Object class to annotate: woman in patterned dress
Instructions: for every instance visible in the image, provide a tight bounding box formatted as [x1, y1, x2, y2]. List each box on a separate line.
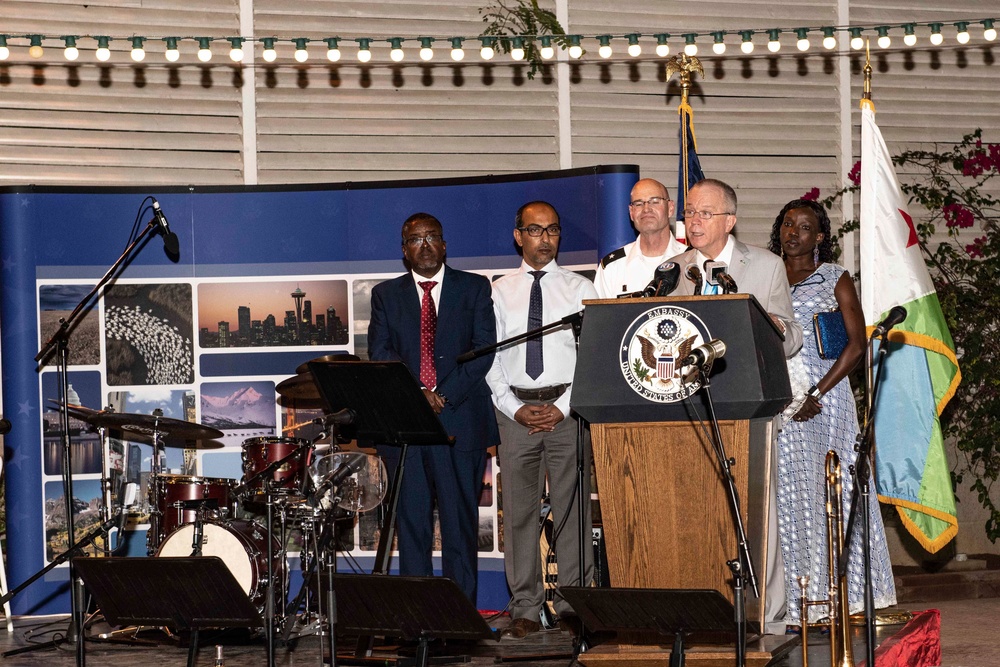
[768, 199, 897, 628]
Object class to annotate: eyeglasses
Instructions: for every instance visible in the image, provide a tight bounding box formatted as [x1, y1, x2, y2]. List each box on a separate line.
[402, 234, 444, 247]
[629, 196, 669, 208]
[517, 225, 562, 237]
[682, 209, 734, 220]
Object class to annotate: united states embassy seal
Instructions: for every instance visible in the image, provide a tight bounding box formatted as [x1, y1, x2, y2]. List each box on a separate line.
[619, 306, 711, 403]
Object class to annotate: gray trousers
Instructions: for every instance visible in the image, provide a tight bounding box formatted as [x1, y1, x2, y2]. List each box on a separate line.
[497, 406, 594, 620]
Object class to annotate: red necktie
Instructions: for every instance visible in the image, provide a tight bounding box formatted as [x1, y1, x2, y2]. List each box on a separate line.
[419, 281, 438, 389]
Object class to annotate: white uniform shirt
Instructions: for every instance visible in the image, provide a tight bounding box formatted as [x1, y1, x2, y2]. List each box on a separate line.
[593, 237, 688, 298]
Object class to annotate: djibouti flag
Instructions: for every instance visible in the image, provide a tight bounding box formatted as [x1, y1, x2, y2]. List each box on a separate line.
[859, 101, 961, 553]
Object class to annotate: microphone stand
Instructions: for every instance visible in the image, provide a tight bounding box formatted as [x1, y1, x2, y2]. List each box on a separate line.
[29, 204, 175, 665]
[1, 511, 124, 659]
[460, 310, 592, 653]
[685, 364, 758, 667]
[838, 330, 898, 667]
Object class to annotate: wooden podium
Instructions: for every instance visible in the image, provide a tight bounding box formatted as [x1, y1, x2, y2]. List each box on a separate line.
[572, 295, 792, 639]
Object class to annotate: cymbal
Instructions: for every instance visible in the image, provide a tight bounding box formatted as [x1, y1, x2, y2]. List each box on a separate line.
[276, 372, 324, 408]
[294, 354, 361, 375]
[87, 412, 224, 444]
[48, 400, 103, 422]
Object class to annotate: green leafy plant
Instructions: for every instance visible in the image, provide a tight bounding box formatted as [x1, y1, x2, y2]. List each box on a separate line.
[479, 0, 569, 78]
[813, 129, 1000, 543]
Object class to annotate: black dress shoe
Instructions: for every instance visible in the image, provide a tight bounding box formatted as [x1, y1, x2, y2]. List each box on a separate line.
[501, 618, 542, 639]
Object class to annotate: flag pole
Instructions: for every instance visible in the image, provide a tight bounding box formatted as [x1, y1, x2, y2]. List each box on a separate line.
[667, 54, 704, 244]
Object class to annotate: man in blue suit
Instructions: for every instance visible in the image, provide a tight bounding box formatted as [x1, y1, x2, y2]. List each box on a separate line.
[368, 212, 499, 604]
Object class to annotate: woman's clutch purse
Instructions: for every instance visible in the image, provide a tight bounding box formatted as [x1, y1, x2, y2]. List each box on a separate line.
[813, 310, 848, 360]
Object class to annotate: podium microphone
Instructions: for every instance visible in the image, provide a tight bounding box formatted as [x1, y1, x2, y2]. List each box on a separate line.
[151, 198, 180, 256]
[311, 408, 357, 427]
[621, 261, 680, 298]
[685, 265, 703, 295]
[681, 338, 727, 368]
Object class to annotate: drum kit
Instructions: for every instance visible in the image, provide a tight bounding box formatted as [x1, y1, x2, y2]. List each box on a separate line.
[60, 355, 387, 641]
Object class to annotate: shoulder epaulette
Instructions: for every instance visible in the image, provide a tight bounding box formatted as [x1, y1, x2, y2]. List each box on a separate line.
[600, 247, 626, 269]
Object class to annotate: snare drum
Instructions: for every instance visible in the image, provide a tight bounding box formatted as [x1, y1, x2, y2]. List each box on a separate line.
[156, 518, 285, 611]
[153, 474, 235, 542]
[241, 437, 311, 498]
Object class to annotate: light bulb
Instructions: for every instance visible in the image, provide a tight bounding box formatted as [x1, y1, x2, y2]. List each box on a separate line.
[984, 20, 998, 42]
[654, 34, 670, 57]
[0, 36, 8, 61]
[481, 45, 495, 59]
[293, 38, 309, 62]
[740, 40, 754, 54]
[626, 34, 641, 57]
[930, 32, 943, 46]
[96, 37, 111, 62]
[130, 37, 145, 62]
[263, 43, 277, 62]
[850, 32, 864, 50]
[164, 37, 180, 62]
[821, 28, 836, 50]
[767, 30, 781, 53]
[28, 36, 44, 59]
[597, 35, 612, 58]
[450, 37, 464, 61]
[229, 38, 244, 62]
[904, 33, 917, 46]
[358, 50, 371, 62]
[712, 32, 726, 55]
[511, 37, 525, 61]
[877, 35, 890, 48]
[63, 37, 79, 61]
[418, 37, 434, 61]
[683, 34, 697, 56]
[568, 36, 582, 59]
[197, 38, 212, 62]
[540, 36, 555, 60]
[389, 38, 404, 62]
[325, 38, 341, 62]
[956, 22, 970, 44]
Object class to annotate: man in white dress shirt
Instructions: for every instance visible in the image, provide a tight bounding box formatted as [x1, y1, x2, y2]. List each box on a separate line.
[593, 178, 688, 298]
[487, 201, 598, 639]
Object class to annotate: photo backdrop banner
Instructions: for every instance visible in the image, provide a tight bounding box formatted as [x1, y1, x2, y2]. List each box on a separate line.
[0, 165, 638, 615]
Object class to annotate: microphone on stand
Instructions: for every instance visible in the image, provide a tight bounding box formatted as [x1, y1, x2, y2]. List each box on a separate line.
[311, 408, 357, 427]
[685, 265, 703, 295]
[620, 261, 680, 298]
[872, 305, 907, 338]
[716, 272, 738, 294]
[308, 456, 366, 508]
[151, 198, 180, 256]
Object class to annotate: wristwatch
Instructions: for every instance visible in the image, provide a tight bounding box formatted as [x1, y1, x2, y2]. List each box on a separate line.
[806, 385, 824, 400]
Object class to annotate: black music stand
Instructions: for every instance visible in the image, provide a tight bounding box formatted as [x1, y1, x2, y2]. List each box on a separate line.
[73, 557, 262, 667]
[330, 574, 496, 667]
[307, 360, 451, 571]
[560, 587, 739, 665]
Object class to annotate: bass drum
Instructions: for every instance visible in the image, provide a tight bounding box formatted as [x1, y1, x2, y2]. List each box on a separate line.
[156, 518, 285, 611]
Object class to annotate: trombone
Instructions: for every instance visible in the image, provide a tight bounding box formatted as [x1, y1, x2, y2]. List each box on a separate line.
[798, 450, 854, 667]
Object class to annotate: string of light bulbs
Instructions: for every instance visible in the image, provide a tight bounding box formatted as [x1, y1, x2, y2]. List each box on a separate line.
[0, 18, 995, 64]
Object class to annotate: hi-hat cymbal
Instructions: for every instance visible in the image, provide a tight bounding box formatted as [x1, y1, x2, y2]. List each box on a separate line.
[87, 412, 224, 445]
[276, 372, 323, 408]
[294, 354, 361, 375]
